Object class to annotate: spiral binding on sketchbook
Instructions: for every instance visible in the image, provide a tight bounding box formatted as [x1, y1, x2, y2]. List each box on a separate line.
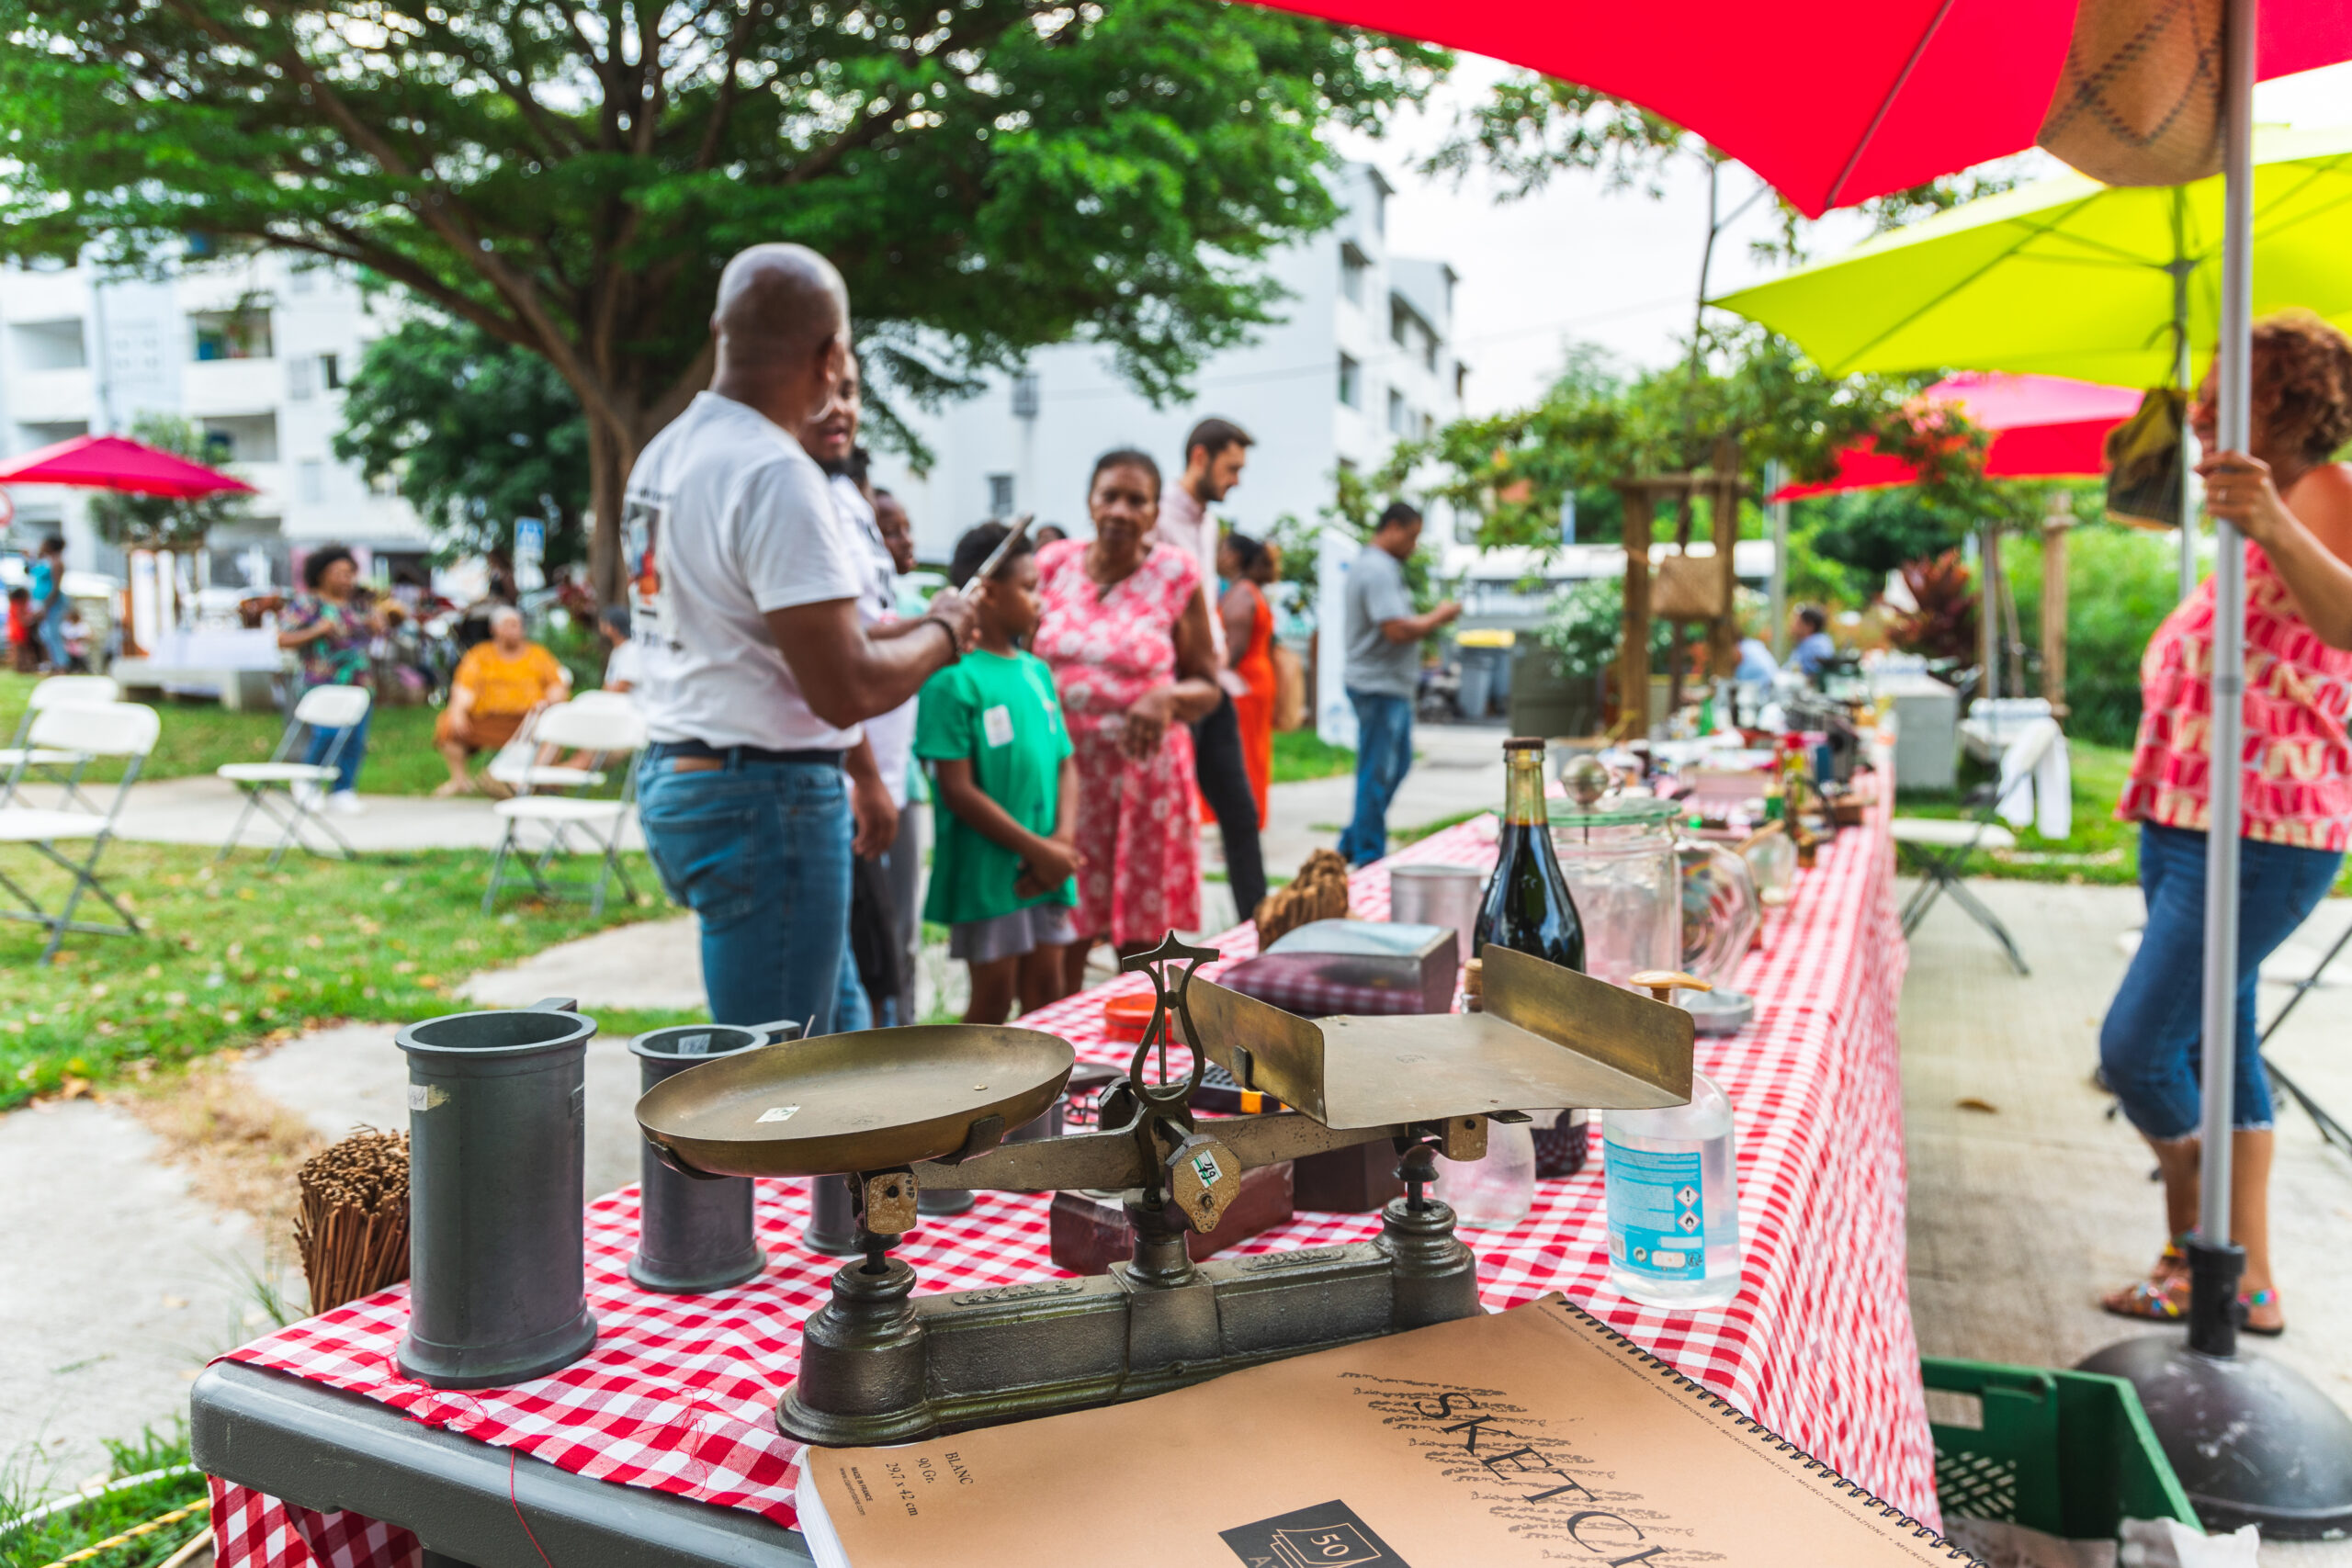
[1549, 1296, 1974, 1563]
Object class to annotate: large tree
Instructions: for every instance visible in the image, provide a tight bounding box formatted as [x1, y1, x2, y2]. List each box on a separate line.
[0, 0, 1442, 596]
[334, 316, 593, 569]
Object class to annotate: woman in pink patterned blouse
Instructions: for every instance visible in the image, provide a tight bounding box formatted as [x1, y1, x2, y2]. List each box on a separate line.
[2100, 312, 2352, 1337]
[1033, 449, 1222, 992]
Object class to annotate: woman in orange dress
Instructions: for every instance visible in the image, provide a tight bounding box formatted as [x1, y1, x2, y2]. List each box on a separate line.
[1216, 533, 1280, 828]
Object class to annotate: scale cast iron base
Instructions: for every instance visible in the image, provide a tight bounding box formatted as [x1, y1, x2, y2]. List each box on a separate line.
[779, 1184, 1479, 1447]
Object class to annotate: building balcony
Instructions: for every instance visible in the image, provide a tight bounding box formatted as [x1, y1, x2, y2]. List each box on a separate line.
[225, 460, 287, 513]
[183, 357, 281, 418]
[9, 366, 94, 423]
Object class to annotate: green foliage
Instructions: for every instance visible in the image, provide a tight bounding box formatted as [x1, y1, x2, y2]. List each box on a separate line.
[334, 316, 591, 569]
[0, 1424, 207, 1568]
[1264, 512, 1329, 593]
[1396, 326, 1997, 560]
[85, 414, 251, 552]
[1538, 575, 1673, 680]
[1801, 487, 1973, 581]
[2002, 523, 2183, 749]
[0, 0, 1445, 591]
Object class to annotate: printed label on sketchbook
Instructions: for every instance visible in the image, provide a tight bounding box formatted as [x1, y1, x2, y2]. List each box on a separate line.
[1221, 1499, 1407, 1568]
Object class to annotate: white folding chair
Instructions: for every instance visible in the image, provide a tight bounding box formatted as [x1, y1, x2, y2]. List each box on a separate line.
[0, 675, 122, 810]
[483, 699, 648, 916]
[215, 684, 374, 870]
[0, 702, 161, 964]
[483, 691, 633, 795]
[1889, 718, 2059, 975]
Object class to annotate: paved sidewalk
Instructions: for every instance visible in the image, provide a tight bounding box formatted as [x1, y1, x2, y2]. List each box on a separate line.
[1902, 879, 2352, 1566]
[5, 775, 644, 854]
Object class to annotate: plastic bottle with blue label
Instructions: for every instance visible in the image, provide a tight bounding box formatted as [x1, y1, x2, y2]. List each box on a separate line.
[1602, 1071, 1741, 1308]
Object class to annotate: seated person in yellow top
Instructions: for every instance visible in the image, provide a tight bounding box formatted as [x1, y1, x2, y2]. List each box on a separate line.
[434, 605, 571, 796]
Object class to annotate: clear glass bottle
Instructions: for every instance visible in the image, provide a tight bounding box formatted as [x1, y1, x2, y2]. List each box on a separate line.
[1603, 1074, 1742, 1308]
[1434, 1117, 1535, 1229]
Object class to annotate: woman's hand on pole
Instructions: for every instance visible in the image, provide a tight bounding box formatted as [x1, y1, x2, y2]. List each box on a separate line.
[2198, 450, 2295, 547]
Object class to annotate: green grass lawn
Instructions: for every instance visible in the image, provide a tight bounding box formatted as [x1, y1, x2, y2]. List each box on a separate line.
[1271, 728, 1353, 784]
[1895, 738, 2143, 887]
[1892, 737, 2352, 897]
[0, 841, 692, 1110]
[8, 678, 1363, 795]
[2, 671, 464, 795]
[0, 1425, 208, 1567]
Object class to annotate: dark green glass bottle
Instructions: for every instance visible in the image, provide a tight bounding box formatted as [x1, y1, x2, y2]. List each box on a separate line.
[1472, 737, 1587, 973]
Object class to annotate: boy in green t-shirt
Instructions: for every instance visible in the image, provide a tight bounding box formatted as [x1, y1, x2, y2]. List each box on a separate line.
[915, 523, 1080, 1023]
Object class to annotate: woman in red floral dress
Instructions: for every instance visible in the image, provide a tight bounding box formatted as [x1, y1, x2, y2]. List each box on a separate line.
[1032, 449, 1222, 991]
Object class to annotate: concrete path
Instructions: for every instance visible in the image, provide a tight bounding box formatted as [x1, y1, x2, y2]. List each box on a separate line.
[6, 774, 644, 854]
[1902, 878, 2352, 1565]
[0, 1100, 277, 1498]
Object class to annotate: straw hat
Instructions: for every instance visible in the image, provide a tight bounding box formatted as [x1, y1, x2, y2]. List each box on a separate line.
[2038, 0, 2226, 186]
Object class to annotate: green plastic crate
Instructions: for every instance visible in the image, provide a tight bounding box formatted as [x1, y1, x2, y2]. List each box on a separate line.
[1924, 1357, 2199, 1540]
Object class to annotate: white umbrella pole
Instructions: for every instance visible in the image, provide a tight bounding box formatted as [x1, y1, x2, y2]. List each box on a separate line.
[2190, 0, 2256, 1355]
[2173, 203, 2199, 603]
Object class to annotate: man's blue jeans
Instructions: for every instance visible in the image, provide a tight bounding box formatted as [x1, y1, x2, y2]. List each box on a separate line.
[1339, 689, 1414, 867]
[300, 699, 371, 794]
[2098, 822, 2342, 1140]
[637, 752, 871, 1037]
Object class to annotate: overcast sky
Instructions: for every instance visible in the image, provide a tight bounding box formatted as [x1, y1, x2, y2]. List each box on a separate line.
[1334, 59, 2352, 416]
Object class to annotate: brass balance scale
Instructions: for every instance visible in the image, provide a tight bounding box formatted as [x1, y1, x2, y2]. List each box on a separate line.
[636, 934, 1694, 1448]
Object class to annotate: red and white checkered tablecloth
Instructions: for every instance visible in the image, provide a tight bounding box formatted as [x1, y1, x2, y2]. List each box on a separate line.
[210, 803, 1930, 1567]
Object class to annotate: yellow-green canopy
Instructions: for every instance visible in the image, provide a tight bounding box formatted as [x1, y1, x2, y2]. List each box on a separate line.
[1716, 125, 2352, 387]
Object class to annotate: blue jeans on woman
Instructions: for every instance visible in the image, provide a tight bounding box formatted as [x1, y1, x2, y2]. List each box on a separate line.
[2098, 822, 2342, 1141]
[636, 750, 871, 1038]
[300, 698, 371, 794]
[1339, 690, 1415, 867]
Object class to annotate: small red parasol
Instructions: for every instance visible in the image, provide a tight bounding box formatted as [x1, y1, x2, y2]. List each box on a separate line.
[1769, 373, 2145, 502]
[0, 434, 257, 501]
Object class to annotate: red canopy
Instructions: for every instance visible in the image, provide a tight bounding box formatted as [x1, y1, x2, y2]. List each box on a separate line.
[1240, 0, 2352, 217]
[1770, 373, 2144, 502]
[0, 434, 256, 501]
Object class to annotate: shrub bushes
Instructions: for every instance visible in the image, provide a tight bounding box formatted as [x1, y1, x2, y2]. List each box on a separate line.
[2003, 524, 2185, 749]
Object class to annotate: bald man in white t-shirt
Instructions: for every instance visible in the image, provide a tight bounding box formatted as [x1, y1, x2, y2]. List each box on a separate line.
[626, 244, 975, 1036]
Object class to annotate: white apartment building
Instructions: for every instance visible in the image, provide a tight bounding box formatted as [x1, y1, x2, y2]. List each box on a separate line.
[0, 249, 431, 586]
[874, 163, 1464, 557]
[871, 162, 1465, 746]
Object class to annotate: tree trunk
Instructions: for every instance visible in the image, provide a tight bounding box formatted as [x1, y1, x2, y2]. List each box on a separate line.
[586, 417, 632, 607]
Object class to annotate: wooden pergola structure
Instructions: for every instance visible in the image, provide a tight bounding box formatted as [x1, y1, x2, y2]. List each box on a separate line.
[1612, 436, 1747, 730]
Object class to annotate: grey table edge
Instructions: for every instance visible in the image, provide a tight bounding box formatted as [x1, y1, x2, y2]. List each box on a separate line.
[191, 1360, 817, 1568]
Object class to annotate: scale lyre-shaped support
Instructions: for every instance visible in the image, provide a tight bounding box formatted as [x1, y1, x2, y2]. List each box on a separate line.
[1100, 934, 1246, 1247]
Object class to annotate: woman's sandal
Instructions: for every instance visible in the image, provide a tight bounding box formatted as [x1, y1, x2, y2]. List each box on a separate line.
[2241, 1287, 2286, 1337]
[2099, 1236, 2191, 1323]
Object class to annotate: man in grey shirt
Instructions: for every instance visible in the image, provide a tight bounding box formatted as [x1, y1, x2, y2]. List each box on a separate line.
[1339, 502, 1461, 864]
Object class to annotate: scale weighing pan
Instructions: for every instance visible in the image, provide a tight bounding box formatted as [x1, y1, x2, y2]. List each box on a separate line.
[1185, 944, 1692, 1129]
[637, 1025, 1074, 1179]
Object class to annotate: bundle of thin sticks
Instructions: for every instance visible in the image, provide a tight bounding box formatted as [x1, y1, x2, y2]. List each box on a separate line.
[1252, 847, 1352, 950]
[295, 1127, 412, 1314]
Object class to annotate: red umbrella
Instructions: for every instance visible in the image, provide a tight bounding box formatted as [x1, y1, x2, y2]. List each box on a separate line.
[1241, 0, 2352, 216]
[1770, 372, 2144, 500]
[0, 434, 256, 500]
